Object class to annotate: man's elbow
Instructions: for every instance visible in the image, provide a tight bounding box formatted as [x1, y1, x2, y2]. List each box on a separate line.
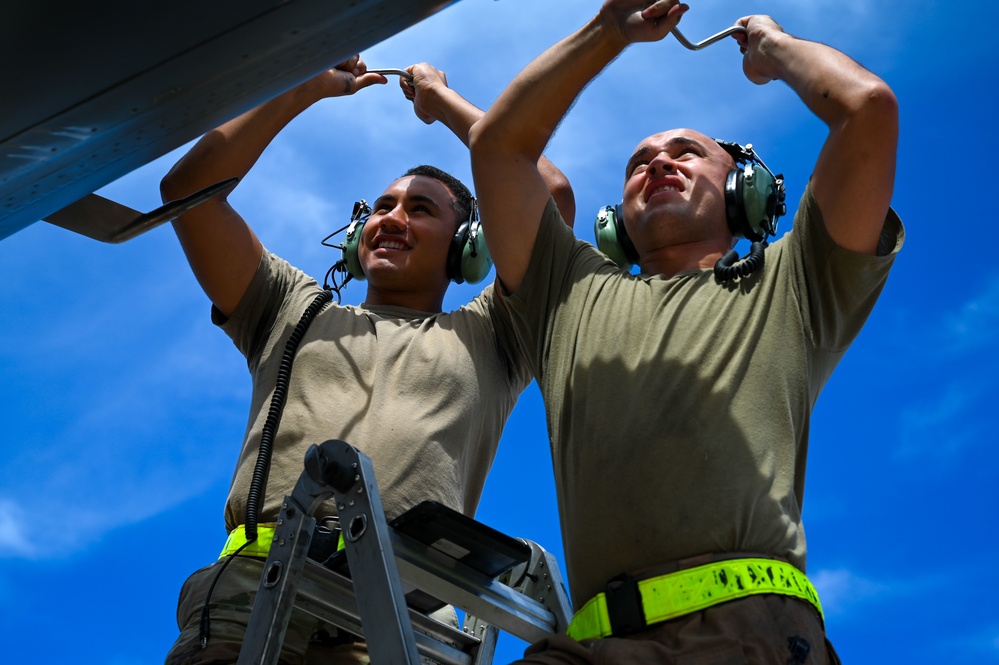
[468, 115, 543, 163]
[159, 163, 187, 205]
[468, 117, 499, 163]
[852, 78, 899, 137]
[159, 130, 228, 204]
[159, 153, 210, 205]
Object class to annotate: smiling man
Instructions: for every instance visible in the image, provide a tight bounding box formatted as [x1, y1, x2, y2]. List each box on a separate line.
[359, 167, 476, 312]
[470, 0, 903, 662]
[159, 56, 573, 664]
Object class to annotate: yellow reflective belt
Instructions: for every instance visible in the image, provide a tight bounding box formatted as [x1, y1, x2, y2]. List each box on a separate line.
[219, 524, 277, 558]
[220, 524, 346, 559]
[567, 558, 824, 642]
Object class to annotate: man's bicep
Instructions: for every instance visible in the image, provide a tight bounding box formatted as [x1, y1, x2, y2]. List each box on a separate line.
[172, 199, 263, 317]
[809, 89, 899, 256]
[473, 156, 552, 294]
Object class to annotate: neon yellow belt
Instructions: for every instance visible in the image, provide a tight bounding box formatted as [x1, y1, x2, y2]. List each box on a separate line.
[567, 558, 824, 641]
[220, 523, 345, 559]
[219, 524, 278, 558]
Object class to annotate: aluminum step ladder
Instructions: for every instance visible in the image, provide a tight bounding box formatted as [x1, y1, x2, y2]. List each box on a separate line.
[236, 439, 572, 665]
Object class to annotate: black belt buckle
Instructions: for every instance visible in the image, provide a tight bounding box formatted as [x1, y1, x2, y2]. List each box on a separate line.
[604, 572, 646, 637]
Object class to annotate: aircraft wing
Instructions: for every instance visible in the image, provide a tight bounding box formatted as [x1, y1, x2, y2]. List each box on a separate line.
[0, 0, 459, 242]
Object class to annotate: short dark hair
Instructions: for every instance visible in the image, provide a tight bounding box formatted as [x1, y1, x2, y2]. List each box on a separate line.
[402, 165, 473, 227]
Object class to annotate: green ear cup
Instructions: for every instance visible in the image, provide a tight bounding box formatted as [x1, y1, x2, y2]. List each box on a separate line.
[594, 204, 639, 269]
[456, 221, 493, 285]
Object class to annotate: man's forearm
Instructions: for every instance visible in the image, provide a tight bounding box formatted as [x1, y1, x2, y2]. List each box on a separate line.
[768, 34, 894, 131]
[423, 85, 483, 148]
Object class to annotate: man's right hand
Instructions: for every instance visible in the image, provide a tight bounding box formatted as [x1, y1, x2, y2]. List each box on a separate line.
[732, 16, 788, 86]
[598, 0, 689, 48]
[308, 55, 387, 99]
[400, 63, 451, 126]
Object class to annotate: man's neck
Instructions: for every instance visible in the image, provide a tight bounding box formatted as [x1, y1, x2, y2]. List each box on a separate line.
[638, 239, 729, 279]
[363, 287, 445, 314]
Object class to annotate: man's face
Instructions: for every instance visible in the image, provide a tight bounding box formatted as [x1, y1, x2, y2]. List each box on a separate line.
[358, 175, 457, 294]
[621, 129, 735, 253]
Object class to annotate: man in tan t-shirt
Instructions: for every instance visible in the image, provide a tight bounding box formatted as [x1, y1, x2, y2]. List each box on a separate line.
[470, 1, 902, 663]
[159, 56, 575, 664]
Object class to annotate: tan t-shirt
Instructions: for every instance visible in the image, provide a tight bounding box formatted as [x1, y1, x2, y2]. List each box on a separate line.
[217, 251, 530, 531]
[501, 186, 904, 608]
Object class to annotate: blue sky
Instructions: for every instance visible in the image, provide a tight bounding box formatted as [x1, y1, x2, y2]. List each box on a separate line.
[2, 0, 997, 663]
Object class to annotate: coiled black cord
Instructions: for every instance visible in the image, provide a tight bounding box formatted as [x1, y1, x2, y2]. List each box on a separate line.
[199, 288, 333, 649]
[244, 289, 333, 541]
[713, 240, 767, 282]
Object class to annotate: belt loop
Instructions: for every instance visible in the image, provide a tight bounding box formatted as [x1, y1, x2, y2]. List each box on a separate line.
[604, 572, 646, 637]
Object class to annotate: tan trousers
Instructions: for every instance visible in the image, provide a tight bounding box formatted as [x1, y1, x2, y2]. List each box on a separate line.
[512, 595, 840, 665]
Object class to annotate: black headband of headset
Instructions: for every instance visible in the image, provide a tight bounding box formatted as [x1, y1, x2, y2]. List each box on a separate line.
[715, 139, 754, 165]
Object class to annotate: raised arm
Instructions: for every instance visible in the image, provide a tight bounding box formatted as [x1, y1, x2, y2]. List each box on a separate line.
[734, 16, 898, 255]
[403, 63, 577, 227]
[469, 0, 688, 292]
[160, 57, 385, 316]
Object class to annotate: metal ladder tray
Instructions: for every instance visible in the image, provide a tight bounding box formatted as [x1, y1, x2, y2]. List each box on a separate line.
[236, 439, 572, 665]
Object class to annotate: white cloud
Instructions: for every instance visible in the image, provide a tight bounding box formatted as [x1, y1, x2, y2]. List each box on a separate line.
[810, 567, 891, 618]
[813, 566, 999, 662]
[0, 500, 37, 558]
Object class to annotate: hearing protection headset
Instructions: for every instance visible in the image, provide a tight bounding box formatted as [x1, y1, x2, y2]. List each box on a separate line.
[594, 139, 787, 280]
[341, 197, 493, 285]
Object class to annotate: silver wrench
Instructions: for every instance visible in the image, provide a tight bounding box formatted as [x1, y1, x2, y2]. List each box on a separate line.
[368, 68, 413, 81]
[672, 25, 746, 50]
